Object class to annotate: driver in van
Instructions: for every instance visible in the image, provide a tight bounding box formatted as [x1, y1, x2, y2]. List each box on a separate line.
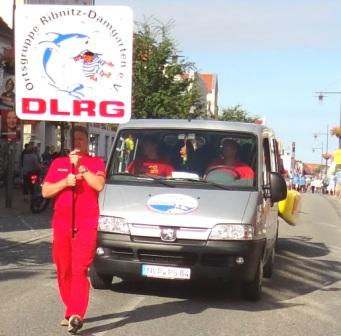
[206, 139, 254, 179]
[127, 136, 174, 177]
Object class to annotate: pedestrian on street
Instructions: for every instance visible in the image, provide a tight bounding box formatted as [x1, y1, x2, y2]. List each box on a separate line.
[293, 174, 300, 191]
[327, 174, 336, 196]
[310, 177, 316, 194]
[299, 174, 306, 193]
[22, 144, 41, 202]
[0, 78, 15, 109]
[335, 169, 341, 198]
[42, 125, 105, 334]
[41, 145, 55, 171]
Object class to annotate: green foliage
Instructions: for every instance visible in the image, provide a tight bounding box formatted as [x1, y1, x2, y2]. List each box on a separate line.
[132, 18, 205, 119]
[218, 105, 258, 123]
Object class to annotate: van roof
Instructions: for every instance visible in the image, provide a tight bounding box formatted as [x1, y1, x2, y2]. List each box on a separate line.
[118, 119, 272, 136]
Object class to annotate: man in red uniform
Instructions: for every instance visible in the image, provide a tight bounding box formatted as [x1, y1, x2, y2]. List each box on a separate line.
[127, 136, 174, 177]
[42, 126, 105, 334]
[207, 139, 254, 180]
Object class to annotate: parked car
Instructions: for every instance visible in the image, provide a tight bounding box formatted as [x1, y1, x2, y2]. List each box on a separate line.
[90, 119, 287, 301]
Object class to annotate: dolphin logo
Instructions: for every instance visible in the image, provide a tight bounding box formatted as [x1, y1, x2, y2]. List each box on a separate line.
[40, 32, 90, 99]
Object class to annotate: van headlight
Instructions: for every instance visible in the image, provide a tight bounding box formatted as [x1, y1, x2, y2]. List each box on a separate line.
[209, 224, 253, 240]
[98, 216, 130, 234]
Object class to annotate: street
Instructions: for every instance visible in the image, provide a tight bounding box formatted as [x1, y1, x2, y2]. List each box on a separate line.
[0, 193, 341, 336]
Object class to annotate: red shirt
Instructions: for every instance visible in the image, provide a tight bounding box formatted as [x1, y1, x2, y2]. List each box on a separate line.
[207, 158, 254, 179]
[127, 157, 174, 177]
[44, 154, 105, 222]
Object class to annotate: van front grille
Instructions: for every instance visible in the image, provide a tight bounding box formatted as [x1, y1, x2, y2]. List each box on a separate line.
[110, 247, 134, 260]
[132, 236, 206, 246]
[138, 250, 197, 266]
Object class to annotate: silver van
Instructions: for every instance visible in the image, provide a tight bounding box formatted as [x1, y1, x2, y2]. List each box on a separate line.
[90, 119, 287, 300]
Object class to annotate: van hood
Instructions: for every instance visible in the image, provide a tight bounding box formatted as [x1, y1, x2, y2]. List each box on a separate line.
[100, 184, 259, 229]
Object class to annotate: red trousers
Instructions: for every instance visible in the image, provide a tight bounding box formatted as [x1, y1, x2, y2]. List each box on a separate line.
[52, 218, 97, 320]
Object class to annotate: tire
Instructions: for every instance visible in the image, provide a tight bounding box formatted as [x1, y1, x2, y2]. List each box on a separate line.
[242, 260, 263, 301]
[30, 197, 50, 214]
[89, 266, 113, 289]
[263, 246, 275, 278]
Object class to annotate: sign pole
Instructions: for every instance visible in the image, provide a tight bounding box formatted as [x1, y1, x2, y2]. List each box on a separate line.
[71, 122, 76, 238]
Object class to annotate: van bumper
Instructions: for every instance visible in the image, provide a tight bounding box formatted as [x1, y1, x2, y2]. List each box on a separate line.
[93, 233, 266, 283]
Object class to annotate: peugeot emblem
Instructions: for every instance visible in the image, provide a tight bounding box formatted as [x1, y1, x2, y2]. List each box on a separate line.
[160, 227, 177, 242]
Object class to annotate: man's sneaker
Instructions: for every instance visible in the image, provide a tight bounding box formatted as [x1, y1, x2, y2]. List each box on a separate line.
[60, 318, 69, 326]
[67, 315, 83, 334]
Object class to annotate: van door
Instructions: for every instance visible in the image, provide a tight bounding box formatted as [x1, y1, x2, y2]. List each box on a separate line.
[262, 136, 278, 245]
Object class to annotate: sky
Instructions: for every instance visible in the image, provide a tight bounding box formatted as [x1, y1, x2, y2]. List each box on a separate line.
[1, 0, 341, 163]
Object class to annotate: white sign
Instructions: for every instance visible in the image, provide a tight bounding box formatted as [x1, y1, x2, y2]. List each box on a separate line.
[24, 1, 93, 4]
[15, 4, 133, 123]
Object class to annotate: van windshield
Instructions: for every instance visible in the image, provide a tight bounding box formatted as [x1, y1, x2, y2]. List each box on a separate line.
[107, 129, 257, 189]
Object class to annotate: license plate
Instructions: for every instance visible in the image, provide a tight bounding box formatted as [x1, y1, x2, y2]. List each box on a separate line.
[141, 264, 191, 280]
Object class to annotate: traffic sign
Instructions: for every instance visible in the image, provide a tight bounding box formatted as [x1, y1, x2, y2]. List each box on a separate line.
[15, 4, 133, 124]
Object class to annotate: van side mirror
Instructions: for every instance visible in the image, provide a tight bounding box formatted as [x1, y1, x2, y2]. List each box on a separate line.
[270, 172, 287, 202]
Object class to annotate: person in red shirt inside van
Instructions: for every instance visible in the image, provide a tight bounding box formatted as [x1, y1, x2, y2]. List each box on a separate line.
[207, 138, 254, 180]
[127, 136, 174, 177]
[42, 126, 105, 334]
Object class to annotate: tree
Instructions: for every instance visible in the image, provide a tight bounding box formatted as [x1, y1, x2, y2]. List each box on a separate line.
[218, 105, 258, 123]
[132, 18, 205, 119]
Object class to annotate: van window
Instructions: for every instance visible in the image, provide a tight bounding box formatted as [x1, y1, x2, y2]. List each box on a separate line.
[107, 129, 258, 190]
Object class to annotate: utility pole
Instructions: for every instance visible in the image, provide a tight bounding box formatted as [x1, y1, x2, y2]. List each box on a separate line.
[291, 141, 296, 175]
[312, 143, 323, 166]
[314, 125, 329, 174]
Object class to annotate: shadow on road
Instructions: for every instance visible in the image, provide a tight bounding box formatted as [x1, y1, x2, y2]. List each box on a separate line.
[264, 235, 341, 300]
[0, 240, 53, 282]
[79, 235, 341, 335]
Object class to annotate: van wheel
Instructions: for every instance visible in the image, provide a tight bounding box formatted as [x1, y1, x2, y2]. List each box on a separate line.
[89, 266, 113, 289]
[242, 260, 263, 301]
[263, 246, 275, 278]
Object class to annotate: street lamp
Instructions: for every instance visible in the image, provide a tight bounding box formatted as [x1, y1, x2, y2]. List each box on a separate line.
[316, 91, 341, 149]
[170, 49, 184, 64]
[313, 125, 329, 174]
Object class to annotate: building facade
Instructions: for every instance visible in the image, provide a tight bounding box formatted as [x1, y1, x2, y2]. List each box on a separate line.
[197, 72, 219, 118]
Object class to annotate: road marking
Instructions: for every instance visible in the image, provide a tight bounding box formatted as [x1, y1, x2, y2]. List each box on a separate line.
[17, 215, 36, 231]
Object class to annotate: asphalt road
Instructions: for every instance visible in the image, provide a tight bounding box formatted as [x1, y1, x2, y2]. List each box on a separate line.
[0, 193, 341, 336]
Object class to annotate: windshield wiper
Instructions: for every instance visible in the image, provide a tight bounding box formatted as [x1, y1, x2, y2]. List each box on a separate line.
[167, 177, 232, 190]
[112, 173, 231, 189]
[111, 172, 175, 187]
[135, 175, 176, 187]
[112, 172, 135, 177]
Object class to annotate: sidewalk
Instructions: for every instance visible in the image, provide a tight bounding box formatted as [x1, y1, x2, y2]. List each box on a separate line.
[0, 186, 52, 250]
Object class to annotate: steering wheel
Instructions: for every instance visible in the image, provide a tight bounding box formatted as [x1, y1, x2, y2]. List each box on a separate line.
[205, 165, 241, 180]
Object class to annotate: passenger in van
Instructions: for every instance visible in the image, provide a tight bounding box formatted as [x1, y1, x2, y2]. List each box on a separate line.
[207, 139, 254, 179]
[127, 136, 174, 177]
